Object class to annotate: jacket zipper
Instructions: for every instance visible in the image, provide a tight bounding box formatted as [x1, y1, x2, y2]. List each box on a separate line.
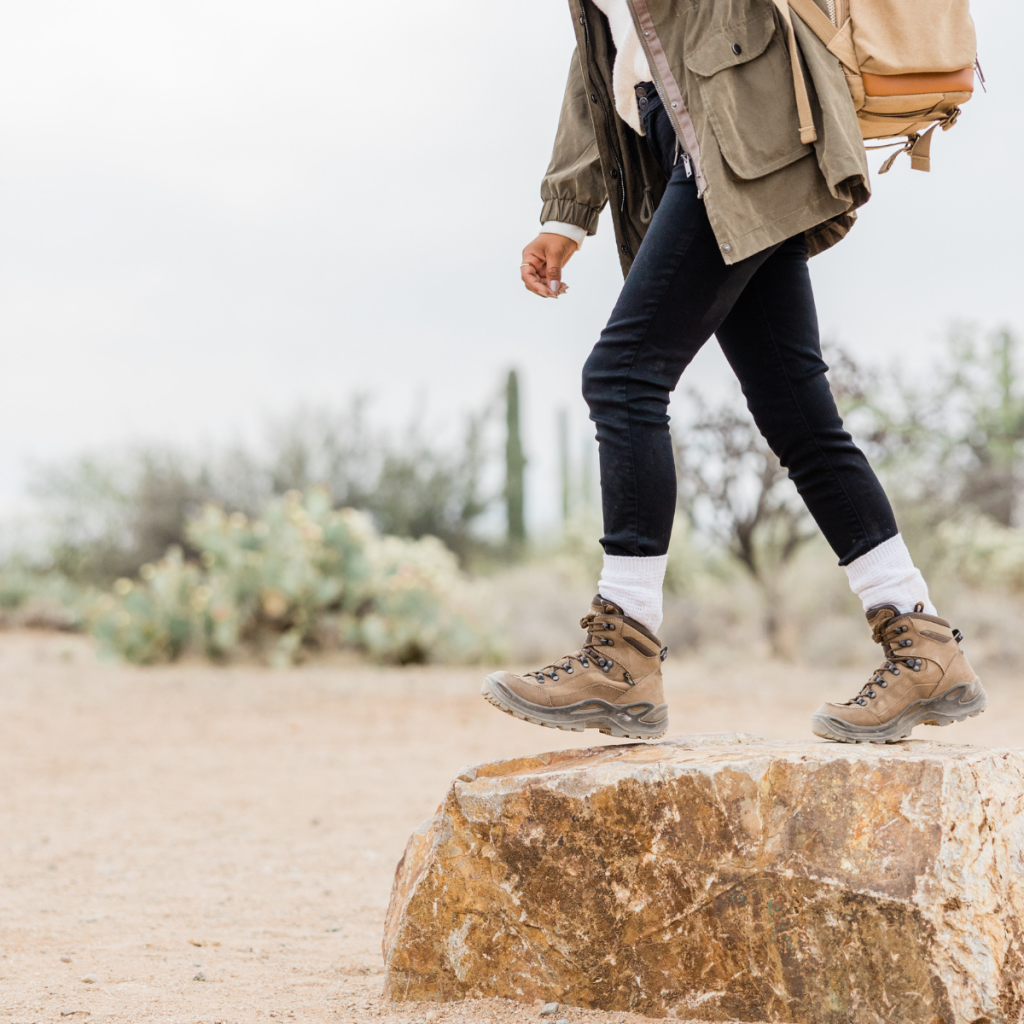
[579, 5, 632, 254]
[626, 0, 707, 196]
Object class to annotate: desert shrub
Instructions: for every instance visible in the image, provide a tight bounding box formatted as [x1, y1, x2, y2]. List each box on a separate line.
[30, 401, 497, 587]
[929, 514, 1024, 592]
[86, 489, 492, 667]
[0, 564, 87, 630]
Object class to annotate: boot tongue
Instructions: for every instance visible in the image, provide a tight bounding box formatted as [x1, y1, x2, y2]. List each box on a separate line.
[865, 603, 906, 648]
[865, 603, 901, 627]
[593, 593, 624, 616]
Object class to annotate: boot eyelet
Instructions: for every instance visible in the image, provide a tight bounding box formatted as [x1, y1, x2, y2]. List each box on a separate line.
[549, 671, 559, 680]
[536, 673, 545, 683]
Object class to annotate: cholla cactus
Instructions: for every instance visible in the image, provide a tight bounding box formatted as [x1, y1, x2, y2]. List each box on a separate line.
[88, 488, 489, 665]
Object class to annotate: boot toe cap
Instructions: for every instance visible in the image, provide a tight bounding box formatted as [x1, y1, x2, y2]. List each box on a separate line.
[486, 670, 550, 705]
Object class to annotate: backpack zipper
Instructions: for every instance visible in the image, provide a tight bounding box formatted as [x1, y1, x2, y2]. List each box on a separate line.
[862, 106, 952, 120]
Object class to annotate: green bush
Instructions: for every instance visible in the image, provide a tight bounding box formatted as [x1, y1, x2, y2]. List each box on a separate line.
[86, 489, 491, 666]
[0, 564, 88, 630]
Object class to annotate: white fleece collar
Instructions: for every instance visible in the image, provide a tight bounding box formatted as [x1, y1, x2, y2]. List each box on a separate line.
[589, 0, 652, 134]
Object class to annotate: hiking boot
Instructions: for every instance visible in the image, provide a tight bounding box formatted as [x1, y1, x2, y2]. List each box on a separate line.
[812, 604, 988, 744]
[481, 595, 669, 740]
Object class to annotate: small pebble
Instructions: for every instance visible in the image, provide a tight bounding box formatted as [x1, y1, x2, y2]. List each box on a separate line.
[193, 970, 207, 982]
[60, 956, 72, 963]
[80, 974, 97, 984]
[540, 1004, 559, 1017]
[557, 1020, 570, 1024]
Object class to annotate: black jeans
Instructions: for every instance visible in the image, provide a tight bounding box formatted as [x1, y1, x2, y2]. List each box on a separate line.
[582, 87, 897, 564]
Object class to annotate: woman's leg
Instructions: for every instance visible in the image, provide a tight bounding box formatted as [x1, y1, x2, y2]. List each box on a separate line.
[582, 169, 772, 562]
[582, 166, 786, 629]
[713, 236, 934, 614]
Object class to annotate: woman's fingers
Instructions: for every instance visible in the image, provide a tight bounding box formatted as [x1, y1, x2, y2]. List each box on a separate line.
[520, 234, 576, 298]
[521, 258, 553, 298]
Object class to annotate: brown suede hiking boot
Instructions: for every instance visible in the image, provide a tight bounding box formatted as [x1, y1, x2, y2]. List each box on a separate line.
[812, 604, 988, 743]
[481, 595, 669, 740]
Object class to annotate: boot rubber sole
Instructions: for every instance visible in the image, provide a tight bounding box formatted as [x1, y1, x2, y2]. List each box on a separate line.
[811, 677, 988, 744]
[481, 674, 669, 741]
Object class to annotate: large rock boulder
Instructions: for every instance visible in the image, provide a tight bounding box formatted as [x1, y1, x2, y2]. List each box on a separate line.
[382, 734, 1024, 1023]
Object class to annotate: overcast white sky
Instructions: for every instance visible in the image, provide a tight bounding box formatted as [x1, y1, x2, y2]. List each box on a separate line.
[1, 0, 1021, 531]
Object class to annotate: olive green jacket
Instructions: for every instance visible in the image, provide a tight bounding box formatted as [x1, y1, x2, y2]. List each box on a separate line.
[540, 0, 870, 274]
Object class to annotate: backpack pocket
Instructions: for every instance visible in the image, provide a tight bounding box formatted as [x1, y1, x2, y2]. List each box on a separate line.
[848, 0, 976, 76]
[685, 10, 813, 180]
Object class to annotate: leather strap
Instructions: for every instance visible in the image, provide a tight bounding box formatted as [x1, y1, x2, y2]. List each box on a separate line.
[770, 0, 818, 144]
[786, 0, 840, 45]
[787, 0, 860, 73]
[909, 123, 937, 171]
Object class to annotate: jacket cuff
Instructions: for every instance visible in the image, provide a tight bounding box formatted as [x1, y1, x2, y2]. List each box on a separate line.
[541, 221, 588, 248]
[540, 198, 601, 236]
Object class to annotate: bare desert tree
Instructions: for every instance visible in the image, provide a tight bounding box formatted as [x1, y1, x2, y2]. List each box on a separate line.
[674, 394, 816, 657]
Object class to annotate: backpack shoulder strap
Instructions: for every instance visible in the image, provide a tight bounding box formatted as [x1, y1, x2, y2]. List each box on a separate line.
[786, 0, 839, 45]
[787, 0, 860, 73]
[769, 0, 818, 144]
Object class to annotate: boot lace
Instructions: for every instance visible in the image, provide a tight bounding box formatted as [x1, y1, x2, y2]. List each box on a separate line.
[530, 613, 626, 683]
[847, 620, 927, 706]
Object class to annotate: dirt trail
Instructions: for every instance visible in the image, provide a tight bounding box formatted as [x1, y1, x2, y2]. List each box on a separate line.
[0, 631, 1019, 1024]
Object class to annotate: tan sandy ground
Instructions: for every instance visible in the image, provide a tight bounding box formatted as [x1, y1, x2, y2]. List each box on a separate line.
[1, 631, 1021, 1024]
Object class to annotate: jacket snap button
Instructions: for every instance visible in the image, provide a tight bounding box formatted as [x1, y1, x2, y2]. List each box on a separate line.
[721, 243, 732, 253]
[620, 244, 629, 254]
[644, 30, 650, 36]
[732, 42, 742, 55]
[610, 168, 619, 179]
[590, 93, 598, 103]
[671, 101, 678, 109]
[638, 96, 648, 111]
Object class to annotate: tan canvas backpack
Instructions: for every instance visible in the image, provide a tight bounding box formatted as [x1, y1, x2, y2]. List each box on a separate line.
[770, 0, 979, 172]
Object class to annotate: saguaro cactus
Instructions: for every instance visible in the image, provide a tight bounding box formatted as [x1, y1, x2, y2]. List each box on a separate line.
[505, 370, 526, 548]
[558, 408, 570, 525]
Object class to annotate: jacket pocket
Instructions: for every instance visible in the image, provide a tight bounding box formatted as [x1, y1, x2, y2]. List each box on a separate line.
[685, 9, 812, 180]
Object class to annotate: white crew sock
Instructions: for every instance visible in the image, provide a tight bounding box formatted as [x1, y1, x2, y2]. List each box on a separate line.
[597, 553, 669, 635]
[843, 534, 936, 616]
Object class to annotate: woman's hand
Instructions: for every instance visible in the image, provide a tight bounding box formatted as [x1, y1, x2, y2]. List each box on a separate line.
[520, 233, 578, 298]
